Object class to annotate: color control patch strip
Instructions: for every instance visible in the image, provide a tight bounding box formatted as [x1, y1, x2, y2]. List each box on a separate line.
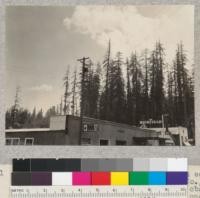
[12, 158, 188, 186]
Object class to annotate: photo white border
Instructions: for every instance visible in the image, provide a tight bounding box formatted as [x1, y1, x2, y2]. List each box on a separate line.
[0, 0, 199, 165]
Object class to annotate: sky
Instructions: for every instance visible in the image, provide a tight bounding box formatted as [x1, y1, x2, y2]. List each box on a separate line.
[6, 5, 194, 112]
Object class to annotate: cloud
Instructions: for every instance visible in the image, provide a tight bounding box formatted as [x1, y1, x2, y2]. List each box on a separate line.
[30, 84, 53, 92]
[64, 5, 194, 65]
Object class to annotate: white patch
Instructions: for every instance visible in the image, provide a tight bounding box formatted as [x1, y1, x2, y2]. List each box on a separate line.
[52, 172, 72, 186]
[167, 158, 188, 171]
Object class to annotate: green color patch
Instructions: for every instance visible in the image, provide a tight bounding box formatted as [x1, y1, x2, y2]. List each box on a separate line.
[129, 172, 149, 185]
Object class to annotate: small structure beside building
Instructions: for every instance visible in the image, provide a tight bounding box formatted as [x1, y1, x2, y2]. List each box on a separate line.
[5, 115, 190, 146]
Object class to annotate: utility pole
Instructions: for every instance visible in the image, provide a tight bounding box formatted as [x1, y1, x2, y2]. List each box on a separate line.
[77, 57, 89, 145]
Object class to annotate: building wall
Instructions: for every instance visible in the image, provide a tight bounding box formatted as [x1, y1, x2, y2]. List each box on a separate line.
[6, 131, 68, 145]
[67, 116, 80, 145]
[49, 115, 80, 145]
[6, 115, 161, 146]
[78, 117, 160, 146]
[50, 116, 66, 131]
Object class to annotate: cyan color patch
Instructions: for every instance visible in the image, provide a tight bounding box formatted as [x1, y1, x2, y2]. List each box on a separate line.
[149, 172, 166, 185]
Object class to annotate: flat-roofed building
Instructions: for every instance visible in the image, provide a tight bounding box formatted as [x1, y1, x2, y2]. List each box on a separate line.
[5, 115, 170, 146]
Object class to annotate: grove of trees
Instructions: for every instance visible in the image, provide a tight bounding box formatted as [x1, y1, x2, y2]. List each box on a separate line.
[6, 40, 194, 138]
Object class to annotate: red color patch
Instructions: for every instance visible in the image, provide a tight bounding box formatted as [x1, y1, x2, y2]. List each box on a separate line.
[91, 172, 111, 185]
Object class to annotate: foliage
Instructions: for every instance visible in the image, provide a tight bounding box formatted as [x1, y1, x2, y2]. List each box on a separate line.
[6, 41, 194, 140]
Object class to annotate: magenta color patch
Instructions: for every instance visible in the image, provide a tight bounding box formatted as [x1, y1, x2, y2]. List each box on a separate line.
[72, 172, 91, 185]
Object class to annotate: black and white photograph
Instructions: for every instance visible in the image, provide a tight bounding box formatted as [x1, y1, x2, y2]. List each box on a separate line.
[5, 5, 195, 146]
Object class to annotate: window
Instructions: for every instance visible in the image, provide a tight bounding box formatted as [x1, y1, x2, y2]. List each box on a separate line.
[132, 138, 147, 145]
[19, 139, 25, 145]
[116, 140, 127, 145]
[81, 138, 91, 145]
[5, 138, 20, 145]
[25, 138, 34, 145]
[83, 124, 98, 132]
[117, 129, 124, 133]
[83, 124, 88, 132]
[12, 138, 20, 145]
[100, 139, 109, 145]
[6, 138, 12, 145]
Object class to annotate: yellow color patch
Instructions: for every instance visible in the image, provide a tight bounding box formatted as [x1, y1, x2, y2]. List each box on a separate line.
[111, 172, 129, 185]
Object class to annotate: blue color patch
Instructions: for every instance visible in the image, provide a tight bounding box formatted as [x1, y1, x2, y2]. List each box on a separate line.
[149, 172, 166, 185]
[166, 172, 188, 185]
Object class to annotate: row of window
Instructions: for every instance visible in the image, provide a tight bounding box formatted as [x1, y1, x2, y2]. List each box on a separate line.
[81, 138, 158, 145]
[81, 138, 127, 145]
[6, 138, 34, 145]
[83, 124, 98, 132]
